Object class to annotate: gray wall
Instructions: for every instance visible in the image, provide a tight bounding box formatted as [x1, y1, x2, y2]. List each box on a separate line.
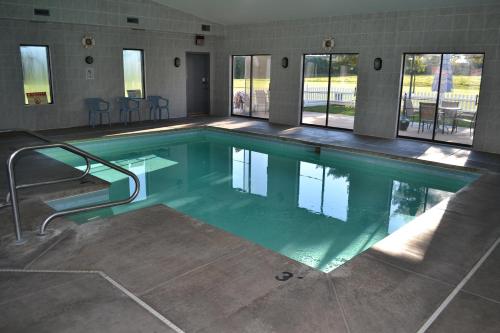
[0, 0, 222, 129]
[0, 0, 499, 154]
[213, 5, 500, 154]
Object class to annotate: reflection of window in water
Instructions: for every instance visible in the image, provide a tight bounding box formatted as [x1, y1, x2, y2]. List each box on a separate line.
[231, 148, 268, 197]
[298, 161, 349, 221]
[388, 180, 453, 234]
[128, 158, 147, 202]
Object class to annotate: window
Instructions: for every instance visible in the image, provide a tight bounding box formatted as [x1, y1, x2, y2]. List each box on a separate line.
[231, 55, 271, 119]
[301, 54, 358, 130]
[20, 45, 53, 105]
[397, 53, 484, 146]
[123, 49, 145, 98]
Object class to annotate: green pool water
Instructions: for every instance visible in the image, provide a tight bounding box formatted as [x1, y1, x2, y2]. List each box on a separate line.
[43, 129, 478, 272]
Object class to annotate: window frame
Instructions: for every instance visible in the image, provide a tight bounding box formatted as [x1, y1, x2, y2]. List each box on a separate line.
[396, 52, 485, 147]
[20, 44, 54, 106]
[300, 52, 359, 131]
[122, 48, 146, 99]
[230, 54, 271, 120]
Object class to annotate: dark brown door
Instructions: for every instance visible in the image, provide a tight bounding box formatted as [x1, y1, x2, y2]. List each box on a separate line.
[186, 53, 210, 115]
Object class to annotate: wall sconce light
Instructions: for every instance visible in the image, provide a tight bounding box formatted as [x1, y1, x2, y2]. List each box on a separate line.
[174, 57, 181, 67]
[374, 57, 383, 71]
[281, 57, 289, 68]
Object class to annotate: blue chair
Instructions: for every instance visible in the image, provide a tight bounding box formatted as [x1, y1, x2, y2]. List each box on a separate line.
[117, 97, 141, 125]
[147, 96, 169, 120]
[85, 98, 111, 128]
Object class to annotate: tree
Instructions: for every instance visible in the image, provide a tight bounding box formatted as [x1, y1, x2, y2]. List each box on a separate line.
[233, 57, 246, 79]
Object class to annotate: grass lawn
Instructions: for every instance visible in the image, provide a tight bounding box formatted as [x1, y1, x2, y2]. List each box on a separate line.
[304, 76, 358, 89]
[303, 104, 355, 116]
[233, 79, 270, 91]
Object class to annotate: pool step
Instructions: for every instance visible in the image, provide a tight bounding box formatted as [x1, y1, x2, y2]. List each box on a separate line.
[45, 188, 110, 211]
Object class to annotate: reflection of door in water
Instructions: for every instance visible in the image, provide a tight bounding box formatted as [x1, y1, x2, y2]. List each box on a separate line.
[186, 53, 210, 115]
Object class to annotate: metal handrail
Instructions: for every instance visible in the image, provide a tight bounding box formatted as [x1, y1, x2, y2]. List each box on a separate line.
[4, 158, 91, 205]
[1, 129, 92, 207]
[6, 141, 140, 243]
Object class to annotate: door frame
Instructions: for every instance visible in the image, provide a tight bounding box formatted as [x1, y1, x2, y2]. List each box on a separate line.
[186, 51, 211, 116]
[300, 52, 359, 131]
[230, 54, 271, 120]
[396, 52, 485, 147]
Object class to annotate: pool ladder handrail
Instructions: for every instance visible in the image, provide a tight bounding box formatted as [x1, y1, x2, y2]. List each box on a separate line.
[1, 129, 92, 208]
[1, 129, 140, 244]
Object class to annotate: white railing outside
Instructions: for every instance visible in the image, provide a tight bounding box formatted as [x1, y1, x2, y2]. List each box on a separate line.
[402, 92, 479, 112]
[302, 86, 356, 107]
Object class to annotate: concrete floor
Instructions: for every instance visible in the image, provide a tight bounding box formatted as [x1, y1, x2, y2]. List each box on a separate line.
[302, 111, 354, 129]
[399, 123, 474, 146]
[1, 117, 500, 332]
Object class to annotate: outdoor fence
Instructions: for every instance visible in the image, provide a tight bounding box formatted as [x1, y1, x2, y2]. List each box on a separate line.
[302, 86, 356, 107]
[234, 85, 479, 112]
[402, 92, 479, 112]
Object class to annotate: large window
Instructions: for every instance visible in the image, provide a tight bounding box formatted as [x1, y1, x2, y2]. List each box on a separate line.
[20, 45, 53, 105]
[398, 53, 484, 146]
[123, 49, 145, 98]
[231, 55, 271, 119]
[301, 54, 358, 129]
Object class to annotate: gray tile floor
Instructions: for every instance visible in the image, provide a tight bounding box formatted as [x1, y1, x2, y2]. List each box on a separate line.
[1, 117, 499, 332]
[0, 271, 175, 333]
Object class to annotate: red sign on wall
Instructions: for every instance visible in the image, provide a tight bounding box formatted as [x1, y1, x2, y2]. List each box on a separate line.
[26, 92, 48, 105]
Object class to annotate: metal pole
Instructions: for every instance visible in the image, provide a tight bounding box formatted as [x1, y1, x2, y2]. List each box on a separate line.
[7, 153, 24, 243]
[408, 55, 414, 100]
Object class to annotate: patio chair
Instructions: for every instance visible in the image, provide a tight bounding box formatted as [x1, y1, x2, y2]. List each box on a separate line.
[455, 111, 477, 136]
[85, 98, 111, 128]
[253, 90, 269, 113]
[233, 91, 249, 114]
[147, 96, 169, 120]
[439, 101, 460, 134]
[418, 102, 436, 133]
[441, 101, 460, 108]
[404, 99, 419, 126]
[117, 97, 141, 125]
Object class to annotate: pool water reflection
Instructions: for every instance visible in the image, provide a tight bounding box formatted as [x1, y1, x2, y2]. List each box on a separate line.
[45, 130, 476, 272]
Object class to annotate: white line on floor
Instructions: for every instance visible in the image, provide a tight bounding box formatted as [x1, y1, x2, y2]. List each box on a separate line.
[0, 268, 186, 333]
[416, 237, 500, 333]
[97, 271, 185, 333]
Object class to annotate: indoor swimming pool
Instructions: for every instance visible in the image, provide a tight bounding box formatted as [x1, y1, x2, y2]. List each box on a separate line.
[43, 129, 479, 272]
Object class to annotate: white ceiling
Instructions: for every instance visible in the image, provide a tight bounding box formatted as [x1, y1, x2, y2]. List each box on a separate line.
[153, 0, 495, 25]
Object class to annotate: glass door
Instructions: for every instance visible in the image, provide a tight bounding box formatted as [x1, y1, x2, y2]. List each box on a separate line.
[328, 54, 358, 130]
[301, 54, 358, 129]
[301, 55, 331, 126]
[231, 55, 271, 119]
[232, 56, 251, 117]
[398, 53, 484, 146]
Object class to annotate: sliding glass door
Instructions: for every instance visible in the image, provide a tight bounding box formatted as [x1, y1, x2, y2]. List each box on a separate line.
[231, 55, 271, 119]
[301, 54, 358, 130]
[398, 53, 484, 146]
